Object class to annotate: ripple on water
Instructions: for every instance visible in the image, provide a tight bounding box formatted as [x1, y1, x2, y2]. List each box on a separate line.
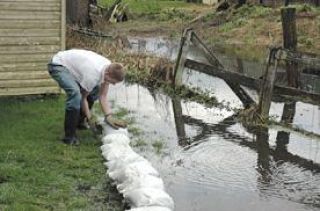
[257, 161, 320, 207]
[171, 136, 257, 193]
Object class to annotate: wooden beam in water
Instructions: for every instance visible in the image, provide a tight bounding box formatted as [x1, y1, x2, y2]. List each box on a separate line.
[185, 59, 260, 89]
[184, 59, 320, 105]
[257, 50, 278, 119]
[190, 32, 224, 69]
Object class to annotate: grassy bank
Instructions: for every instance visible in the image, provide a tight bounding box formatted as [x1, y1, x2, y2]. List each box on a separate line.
[95, 1, 320, 61]
[0, 96, 123, 210]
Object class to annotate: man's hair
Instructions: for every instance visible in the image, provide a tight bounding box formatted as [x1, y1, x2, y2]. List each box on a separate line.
[106, 63, 125, 82]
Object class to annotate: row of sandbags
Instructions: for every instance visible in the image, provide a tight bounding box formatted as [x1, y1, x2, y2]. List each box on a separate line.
[101, 125, 174, 211]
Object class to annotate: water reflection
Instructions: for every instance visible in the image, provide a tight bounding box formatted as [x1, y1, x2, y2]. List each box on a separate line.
[170, 94, 320, 208]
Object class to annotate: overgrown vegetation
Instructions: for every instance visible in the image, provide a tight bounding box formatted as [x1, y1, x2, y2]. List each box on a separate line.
[99, 0, 198, 18]
[0, 96, 123, 210]
[94, 1, 320, 61]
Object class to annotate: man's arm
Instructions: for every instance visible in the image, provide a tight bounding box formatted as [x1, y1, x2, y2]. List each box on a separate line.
[99, 82, 111, 115]
[81, 90, 91, 119]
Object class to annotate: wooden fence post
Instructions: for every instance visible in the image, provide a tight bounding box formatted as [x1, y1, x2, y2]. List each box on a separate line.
[281, 7, 299, 88]
[172, 97, 188, 147]
[174, 28, 192, 86]
[257, 49, 279, 119]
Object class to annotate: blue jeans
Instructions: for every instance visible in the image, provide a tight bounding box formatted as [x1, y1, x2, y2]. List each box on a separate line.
[48, 63, 99, 111]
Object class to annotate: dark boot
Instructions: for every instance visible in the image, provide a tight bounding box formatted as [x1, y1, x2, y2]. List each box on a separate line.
[63, 109, 80, 145]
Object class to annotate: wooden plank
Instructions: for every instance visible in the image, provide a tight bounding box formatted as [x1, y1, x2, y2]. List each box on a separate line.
[0, 86, 60, 96]
[174, 28, 192, 86]
[278, 48, 320, 69]
[0, 79, 56, 88]
[0, 37, 60, 46]
[0, 63, 48, 72]
[0, 20, 60, 29]
[0, 11, 60, 20]
[0, 71, 51, 80]
[190, 32, 224, 69]
[0, 29, 60, 37]
[0, 0, 58, 2]
[0, 4, 60, 11]
[185, 59, 260, 89]
[257, 50, 278, 119]
[0, 45, 60, 55]
[184, 59, 320, 104]
[0, 53, 53, 63]
[225, 81, 255, 108]
[61, 0, 66, 50]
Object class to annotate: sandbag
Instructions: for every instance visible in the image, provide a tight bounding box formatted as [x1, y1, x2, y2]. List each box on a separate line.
[102, 133, 130, 145]
[118, 174, 164, 194]
[103, 124, 128, 136]
[126, 206, 172, 211]
[108, 160, 159, 183]
[101, 144, 136, 161]
[104, 153, 145, 172]
[124, 188, 174, 210]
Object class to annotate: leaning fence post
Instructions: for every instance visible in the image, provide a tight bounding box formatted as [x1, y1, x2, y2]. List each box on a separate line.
[174, 28, 192, 86]
[281, 7, 299, 87]
[257, 48, 279, 120]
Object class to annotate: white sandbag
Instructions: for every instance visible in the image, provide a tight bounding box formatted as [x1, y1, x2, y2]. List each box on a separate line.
[100, 141, 131, 153]
[124, 188, 174, 210]
[126, 206, 172, 211]
[101, 145, 136, 161]
[103, 124, 129, 136]
[102, 133, 130, 145]
[118, 174, 164, 194]
[105, 153, 145, 172]
[108, 160, 159, 183]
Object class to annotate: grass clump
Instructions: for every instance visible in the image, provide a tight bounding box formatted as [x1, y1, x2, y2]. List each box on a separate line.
[99, 0, 192, 16]
[0, 96, 123, 210]
[152, 140, 165, 154]
[131, 138, 148, 148]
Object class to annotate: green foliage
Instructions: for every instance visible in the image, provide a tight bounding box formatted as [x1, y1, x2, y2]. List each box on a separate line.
[0, 97, 123, 210]
[152, 140, 165, 154]
[295, 3, 317, 13]
[98, 0, 189, 15]
[156, 8, 193, 21]
[235, 4, 273, 18]
[131, 138, 148, 147]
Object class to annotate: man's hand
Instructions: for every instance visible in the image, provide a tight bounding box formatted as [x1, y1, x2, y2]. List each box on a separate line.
[104, 114, 127, 129]
[87, 115, 99, 134]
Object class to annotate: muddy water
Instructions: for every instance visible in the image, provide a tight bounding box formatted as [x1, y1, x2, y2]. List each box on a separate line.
[107, 81, 320, 211]
[107, 37, 320, 210]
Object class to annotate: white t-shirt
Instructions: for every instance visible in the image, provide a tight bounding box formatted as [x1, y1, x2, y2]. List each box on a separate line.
[52, 49, 111, 92]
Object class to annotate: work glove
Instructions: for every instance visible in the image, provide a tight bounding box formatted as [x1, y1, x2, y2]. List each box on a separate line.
[104, 114, 127, 129]
[87, 115, 99, 134]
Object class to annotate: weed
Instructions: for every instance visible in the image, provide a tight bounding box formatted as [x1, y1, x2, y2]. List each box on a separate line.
[131, 138, 148, 148]
[128, 126, 143, 137]
[152, 140, 165, 154]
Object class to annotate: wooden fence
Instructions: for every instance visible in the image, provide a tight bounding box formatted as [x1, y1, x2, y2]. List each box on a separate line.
[0, 0, 65, 96]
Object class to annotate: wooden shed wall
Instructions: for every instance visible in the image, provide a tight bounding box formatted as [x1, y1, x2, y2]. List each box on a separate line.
[0, 0, 65, 96]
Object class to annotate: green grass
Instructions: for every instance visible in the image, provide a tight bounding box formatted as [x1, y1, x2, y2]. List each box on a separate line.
[0, 96, 123, 211]
[98, 0, 190, 15]
[151, 140, 165, 154]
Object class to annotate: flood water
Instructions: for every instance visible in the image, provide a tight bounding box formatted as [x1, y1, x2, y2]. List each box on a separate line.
[105, 37, 320, 211]
[107, 81, 320, 211]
